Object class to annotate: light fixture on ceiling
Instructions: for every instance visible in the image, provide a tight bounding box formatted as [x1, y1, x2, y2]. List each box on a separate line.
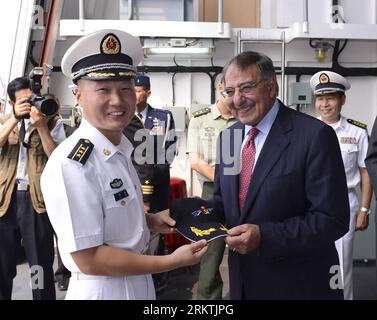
[143, 38, 215, 58]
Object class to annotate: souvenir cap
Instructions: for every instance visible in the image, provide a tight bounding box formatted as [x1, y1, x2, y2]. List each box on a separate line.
[170, 198, 228, 242]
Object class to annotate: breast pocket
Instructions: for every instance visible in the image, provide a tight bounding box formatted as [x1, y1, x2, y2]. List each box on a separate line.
[103, 185, 144, 243]
[200, 134, 216, 160]
[340, 144, 358, 170]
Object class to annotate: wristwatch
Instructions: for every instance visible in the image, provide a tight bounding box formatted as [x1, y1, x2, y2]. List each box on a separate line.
[360, 207, 371, 215]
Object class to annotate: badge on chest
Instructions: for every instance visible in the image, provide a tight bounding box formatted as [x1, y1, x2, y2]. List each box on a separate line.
[110, 178, 123, 189]
[340, 137, 357, 144]
[150, 117, 165, 135]
[109, 178, 129, 203]
[113, 189, 129, 202]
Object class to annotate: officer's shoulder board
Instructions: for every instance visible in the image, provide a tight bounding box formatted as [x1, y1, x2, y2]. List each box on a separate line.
[193, 107, 211, 118]
[67, 139, 94, 165]
[347, 118, 367, 130]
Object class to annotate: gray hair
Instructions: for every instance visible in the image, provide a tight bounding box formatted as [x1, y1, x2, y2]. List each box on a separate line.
[222, 51, 279, 95]
[223, 51, 276, 79]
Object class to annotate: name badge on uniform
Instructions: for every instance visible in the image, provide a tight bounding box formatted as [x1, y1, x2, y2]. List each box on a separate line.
[114, 189, 129, 202]
[340, 137, 357, 144]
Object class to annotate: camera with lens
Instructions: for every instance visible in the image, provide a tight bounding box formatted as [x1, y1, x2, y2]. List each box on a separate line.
[23, 67, 58, 119]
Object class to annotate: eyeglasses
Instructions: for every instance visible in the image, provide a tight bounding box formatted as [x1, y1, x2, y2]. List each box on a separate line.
[221, 79, 265, 99]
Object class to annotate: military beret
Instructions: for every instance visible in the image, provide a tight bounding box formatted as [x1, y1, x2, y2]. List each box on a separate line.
[135, 74, 150, 89]
[310, 71, 350, 96]
[61, 29, 142, 83]
[170, 197, 228, 242]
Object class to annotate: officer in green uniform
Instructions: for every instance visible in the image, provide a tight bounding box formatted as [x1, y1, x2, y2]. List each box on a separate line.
[187, 79, 236, 299]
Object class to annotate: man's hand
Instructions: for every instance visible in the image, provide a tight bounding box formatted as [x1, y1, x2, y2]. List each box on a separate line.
[170, 240, 208, 268]
[13, 98, 31, 120]
[29, 106, 48, 128]
[143, 202, 151, 213]
[146, 209, 176, 234]
[355, 211, 369, 231]
[225, 224, 261, 254]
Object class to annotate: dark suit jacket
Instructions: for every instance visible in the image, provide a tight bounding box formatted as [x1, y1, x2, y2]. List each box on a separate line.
[213, 102, 350, 299]
[123, 115, 155, 204]
[144, 104, 177, 166]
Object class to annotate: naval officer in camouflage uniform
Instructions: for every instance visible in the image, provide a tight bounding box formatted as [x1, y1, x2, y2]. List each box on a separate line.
[187, 79, 236, 299]
[311, 70, 372, 300]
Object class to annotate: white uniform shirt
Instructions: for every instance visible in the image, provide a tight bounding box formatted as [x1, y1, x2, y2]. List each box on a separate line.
[16, 118, 66, 184]
[319, 116, 368, 301]
[41, 119, 150, 273]
[320, 115, 368, 191]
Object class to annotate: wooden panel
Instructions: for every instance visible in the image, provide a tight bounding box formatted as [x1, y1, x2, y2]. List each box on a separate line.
[199, 0, 260, 28]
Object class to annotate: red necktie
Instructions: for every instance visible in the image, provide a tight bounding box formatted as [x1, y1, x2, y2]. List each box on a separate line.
[239, 128, 259, 212]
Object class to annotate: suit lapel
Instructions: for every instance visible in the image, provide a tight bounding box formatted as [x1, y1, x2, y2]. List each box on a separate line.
[240, 105, 292, 222]
[144, 105, 153, 129]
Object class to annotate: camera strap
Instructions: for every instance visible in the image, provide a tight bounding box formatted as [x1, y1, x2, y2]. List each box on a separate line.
[19, 119, 31, 148]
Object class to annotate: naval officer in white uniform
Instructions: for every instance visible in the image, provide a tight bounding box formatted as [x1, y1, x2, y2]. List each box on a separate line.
[41, 29, 207, 300]
[310, 70, 372, 300]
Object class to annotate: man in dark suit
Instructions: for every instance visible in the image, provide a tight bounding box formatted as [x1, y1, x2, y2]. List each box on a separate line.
[213, 51, 350, 299]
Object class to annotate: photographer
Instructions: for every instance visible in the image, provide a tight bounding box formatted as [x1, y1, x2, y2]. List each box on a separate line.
[0, 76, 65, 300]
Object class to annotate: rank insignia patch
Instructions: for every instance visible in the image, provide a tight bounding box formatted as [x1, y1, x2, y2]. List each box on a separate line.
[110, 178, 123, 189]
[193, 107, 211, 118]
[67, 139, 94, 165]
